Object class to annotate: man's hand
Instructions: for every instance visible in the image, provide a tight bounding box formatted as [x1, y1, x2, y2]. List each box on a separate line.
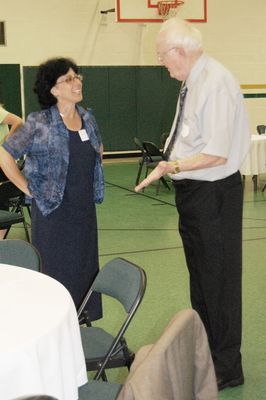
[134, 161, 176, 192]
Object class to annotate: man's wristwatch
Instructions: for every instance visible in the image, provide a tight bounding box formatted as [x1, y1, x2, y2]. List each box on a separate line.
[172, 160, 180, 174]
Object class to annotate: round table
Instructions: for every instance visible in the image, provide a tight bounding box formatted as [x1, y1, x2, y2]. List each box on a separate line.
[0, 263, 87, 400]
[240, 134, 266, 190]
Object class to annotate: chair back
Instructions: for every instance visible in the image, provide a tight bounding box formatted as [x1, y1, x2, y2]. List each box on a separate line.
[78, 258, 146, 316]
[143, 141, 163, 160]
[0, 210, 24, 229]
[0, 180, 23, 202]
[0, 180, 31, 241]
[0, 239, 41, 271]
[0, 180, 27, 213]
[256, 125, 266, 134]
[93, 258, 146, 313]
[134, 137, 152, 161]
[133, 137, 145, 153]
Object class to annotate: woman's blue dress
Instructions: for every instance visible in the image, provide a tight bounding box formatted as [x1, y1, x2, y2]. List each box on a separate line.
[31, 128, 102, 321]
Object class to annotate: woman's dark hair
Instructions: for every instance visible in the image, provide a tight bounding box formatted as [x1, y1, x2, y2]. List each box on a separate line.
[33, 57, 79, 109]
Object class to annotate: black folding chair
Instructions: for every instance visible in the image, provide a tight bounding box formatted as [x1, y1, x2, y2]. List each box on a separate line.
[143, 140, 171, 194]
[256, 125, 266, 135]
[79, 380, 122, 400]
[0, 180, 31, 241]
[78, 257, 147, 381]
[0, 239, 41, 271]
[133, 137, 160, 186]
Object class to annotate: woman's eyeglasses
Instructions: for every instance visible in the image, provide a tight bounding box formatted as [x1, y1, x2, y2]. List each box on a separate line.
[56, 74, 83, 85]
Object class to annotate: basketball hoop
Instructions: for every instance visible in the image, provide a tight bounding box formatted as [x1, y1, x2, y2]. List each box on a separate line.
[157, 1, 184, 20]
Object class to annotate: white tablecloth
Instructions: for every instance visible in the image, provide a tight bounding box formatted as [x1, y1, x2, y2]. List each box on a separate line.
[241, 134, 266, 175]
[0, 264, 88, 400]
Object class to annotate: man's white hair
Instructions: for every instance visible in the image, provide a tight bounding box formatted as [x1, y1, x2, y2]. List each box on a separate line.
[158, 18, 202, 51]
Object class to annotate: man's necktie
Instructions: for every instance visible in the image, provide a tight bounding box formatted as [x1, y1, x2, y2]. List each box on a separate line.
[164, 84, 187, 160]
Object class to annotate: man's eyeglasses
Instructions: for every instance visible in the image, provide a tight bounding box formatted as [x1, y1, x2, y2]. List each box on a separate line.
[157, 47, 177, 62]
[56, 74, 83, 85]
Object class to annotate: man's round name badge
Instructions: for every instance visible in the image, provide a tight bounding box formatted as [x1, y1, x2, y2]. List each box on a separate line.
[79, 129, 89, 141]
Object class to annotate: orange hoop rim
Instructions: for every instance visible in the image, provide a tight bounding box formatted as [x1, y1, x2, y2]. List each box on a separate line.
[157, 1, 184, 17]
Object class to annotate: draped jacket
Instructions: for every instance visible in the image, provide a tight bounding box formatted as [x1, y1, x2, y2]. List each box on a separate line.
[2, 105, 104, 216]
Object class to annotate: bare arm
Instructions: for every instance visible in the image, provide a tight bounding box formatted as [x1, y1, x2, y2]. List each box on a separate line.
[2, 113, 23, 137]
[135, 153, 227, 192]
[0, 146, 31, 196]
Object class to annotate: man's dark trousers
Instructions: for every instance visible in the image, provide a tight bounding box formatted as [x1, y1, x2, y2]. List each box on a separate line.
[173, 171, 243, 380]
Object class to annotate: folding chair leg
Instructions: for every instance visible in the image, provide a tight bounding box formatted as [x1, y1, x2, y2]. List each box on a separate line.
[22, 220, 31, 242]
[160, 177, 171, 190]
[94, 368, 108, 381]
[19, 207, 31, 242]
[252, 175, 258, 191]
[101, 371, 108, 382]
[3, 227, 11, 239]
[120, 337, 135, 370]
[26, 205, 31, 218]
[141, 166, 149, 193]
[135, 162, 144, 186]
[156, 179, 161, 195]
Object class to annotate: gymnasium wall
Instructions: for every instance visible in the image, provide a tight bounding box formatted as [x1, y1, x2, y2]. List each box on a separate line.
[0, 0, 266, 149]
[23, 66, 181, 152]
[0, 64, 21, 117]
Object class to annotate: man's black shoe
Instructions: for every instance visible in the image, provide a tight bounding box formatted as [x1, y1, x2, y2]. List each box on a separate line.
[217, 375, 244, 391]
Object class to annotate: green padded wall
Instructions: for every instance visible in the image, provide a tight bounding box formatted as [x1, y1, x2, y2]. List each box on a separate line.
[23, 67, 40, 115]
[81, 66, 109, 146]
[23, 66, 181, 152]
[136, 67, 180, 144]
[0, 64, 22, 117]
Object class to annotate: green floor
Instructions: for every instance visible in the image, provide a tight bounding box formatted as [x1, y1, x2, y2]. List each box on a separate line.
[8, 161, 266, 399]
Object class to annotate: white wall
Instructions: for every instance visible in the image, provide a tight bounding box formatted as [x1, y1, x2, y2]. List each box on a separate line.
[1, 0, 266, 129]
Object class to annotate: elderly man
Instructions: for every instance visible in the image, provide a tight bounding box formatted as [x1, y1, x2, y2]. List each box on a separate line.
[135, 18, 250, 391]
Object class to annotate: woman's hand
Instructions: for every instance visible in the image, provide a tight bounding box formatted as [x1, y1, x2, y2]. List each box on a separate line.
[134, 161, 176, 192]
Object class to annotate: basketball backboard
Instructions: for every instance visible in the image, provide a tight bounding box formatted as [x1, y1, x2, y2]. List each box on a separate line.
[116, 0, 207, 23]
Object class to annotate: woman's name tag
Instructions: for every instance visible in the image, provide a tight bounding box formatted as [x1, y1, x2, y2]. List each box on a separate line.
[79, 129, 89, 141]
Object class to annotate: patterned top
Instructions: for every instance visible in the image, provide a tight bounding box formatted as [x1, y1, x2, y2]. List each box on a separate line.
[2, 105, 104, 216]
